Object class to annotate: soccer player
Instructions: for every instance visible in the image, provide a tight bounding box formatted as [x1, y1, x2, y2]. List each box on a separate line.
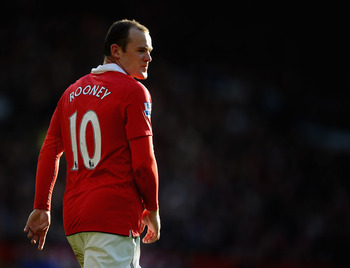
[24, 19, 160, 268]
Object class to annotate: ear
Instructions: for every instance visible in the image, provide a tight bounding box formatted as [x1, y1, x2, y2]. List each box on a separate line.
[110, 44, 123, 60]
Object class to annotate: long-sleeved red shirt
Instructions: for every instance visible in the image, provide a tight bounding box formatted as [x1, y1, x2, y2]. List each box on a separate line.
[34, 64, 159, 237]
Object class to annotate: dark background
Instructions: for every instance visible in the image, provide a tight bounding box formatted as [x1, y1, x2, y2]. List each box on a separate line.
[1, 1, 350, 267]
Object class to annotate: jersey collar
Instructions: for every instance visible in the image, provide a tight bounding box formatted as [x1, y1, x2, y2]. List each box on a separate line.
[91, 63, 127, 75]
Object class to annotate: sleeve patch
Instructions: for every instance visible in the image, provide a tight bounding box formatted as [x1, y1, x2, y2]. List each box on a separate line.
[144, 102, 152, 119]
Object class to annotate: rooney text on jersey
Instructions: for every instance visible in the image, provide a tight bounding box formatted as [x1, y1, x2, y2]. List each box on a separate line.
[69, 84, 112, 102]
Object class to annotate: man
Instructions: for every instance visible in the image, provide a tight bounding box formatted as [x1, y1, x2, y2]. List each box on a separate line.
[24, 19, 160, 268]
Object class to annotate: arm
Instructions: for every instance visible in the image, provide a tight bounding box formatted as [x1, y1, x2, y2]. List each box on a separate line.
[129, 136, 160, 243]
[24, 108, 63, 250]
[34, 134, 63, 211]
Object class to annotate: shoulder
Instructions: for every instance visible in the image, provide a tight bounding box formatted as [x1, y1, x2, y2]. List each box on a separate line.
[125, 80, 151, 101]
[129, 80, 149, 92]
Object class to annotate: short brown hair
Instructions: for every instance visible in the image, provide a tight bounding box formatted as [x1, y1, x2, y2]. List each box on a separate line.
[103, 19, 149, 56]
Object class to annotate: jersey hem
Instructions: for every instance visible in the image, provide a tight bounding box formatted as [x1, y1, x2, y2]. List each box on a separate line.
[65, 230, 140, 238]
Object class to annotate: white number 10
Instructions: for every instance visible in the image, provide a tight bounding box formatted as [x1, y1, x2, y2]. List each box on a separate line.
[69, 110, 101, 170]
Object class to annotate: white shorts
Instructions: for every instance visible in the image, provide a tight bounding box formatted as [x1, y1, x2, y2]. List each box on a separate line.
[66, 232, 141, 268]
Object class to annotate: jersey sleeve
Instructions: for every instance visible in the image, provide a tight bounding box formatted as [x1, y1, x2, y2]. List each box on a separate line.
[129, 136, 159, 211]
[123, 83, 153, 140]
[33, 104, 64, 211]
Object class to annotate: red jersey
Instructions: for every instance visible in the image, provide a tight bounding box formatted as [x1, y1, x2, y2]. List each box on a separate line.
[34, 63, 158, 237]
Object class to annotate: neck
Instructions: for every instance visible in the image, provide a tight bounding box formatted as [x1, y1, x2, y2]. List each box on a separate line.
[103, 56, 114, 65]
[103, 56, 128, 75]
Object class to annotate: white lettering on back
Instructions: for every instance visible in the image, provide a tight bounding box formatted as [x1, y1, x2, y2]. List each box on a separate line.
[83, 85, 91, 95]
[101, 88, 112, 100]
[90, 85, 99, 95]
[96, 86, 104, 98]
[69, 85, 112, 103]
[70, 92, 74, 102]
[75, 87, 82, 97]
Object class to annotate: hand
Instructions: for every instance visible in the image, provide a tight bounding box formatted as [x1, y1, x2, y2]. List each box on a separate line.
[141, 209, 160, 244]
[24, 209, 51, 250]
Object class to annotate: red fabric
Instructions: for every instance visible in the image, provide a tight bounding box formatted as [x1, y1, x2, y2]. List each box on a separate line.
[33, 70, 158, 237]
[34, 134, 63, 211]
[129, 136, 159, 211]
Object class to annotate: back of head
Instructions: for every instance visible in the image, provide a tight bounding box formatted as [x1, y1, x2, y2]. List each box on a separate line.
[104, 19, 149, 56]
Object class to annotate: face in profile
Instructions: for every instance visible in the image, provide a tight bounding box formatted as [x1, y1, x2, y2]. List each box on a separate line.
[116, 28, 153, 80]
